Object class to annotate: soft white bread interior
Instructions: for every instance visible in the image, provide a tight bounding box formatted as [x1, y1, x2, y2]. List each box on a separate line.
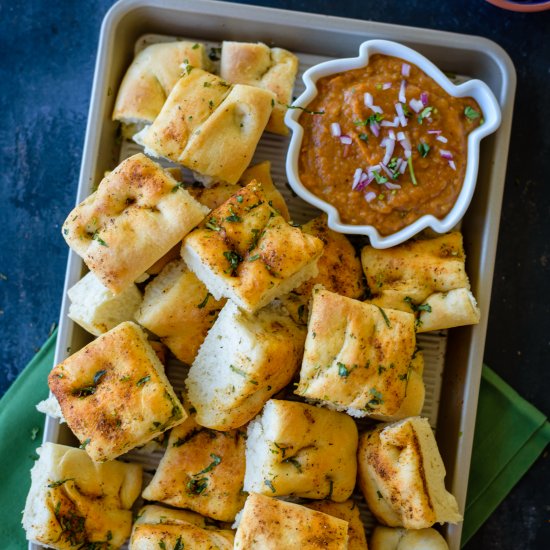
[357, 417, 462, 529]
[67, 271, 142, 336]
[234, 493, 349, 549]
[220, 41, 299, 135]
[244, 399, 358, 501]
[185, 301, 305, 430]
[135, 259, 225, 365]
[22, 442, 141, 548]
[36, 394, 65, 423]
[48, 321, 187, 462]
[370, 526, 449, 550]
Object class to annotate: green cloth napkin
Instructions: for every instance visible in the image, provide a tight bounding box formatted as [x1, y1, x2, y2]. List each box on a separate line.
[1, 332, 548, 549]
[461, 365, 550, 547]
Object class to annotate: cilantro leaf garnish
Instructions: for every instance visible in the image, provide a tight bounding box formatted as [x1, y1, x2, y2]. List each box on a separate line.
[464, 106, 480, 120]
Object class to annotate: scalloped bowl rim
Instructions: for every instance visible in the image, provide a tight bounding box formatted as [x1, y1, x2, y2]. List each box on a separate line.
[285, 39, 502, 248]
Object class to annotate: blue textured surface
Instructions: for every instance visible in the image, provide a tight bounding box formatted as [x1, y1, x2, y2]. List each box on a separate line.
[0, 0, 548, 548]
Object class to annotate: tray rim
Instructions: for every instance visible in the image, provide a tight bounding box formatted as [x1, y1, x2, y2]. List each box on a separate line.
[37, 1, 516, 549]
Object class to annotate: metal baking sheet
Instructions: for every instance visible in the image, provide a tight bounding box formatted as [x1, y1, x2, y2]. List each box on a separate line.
[36, 1, 515, 549]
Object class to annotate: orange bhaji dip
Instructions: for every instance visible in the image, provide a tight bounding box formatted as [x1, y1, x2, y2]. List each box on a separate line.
[298, 54, 484, 235]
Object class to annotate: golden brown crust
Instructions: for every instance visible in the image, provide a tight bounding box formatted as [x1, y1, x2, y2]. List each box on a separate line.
[234, 493, 349, 549]
[136, 259, 225, 365]
[112, 41, 209, 127]
[62, 153, 208, 294]
[370, 526, 449, 550]
[305, 500, 368, 550]
[142, 416, 247, 521]
[182, 181, 323, 312]
[296, 287, 422, 420]
[281, 214, 365, 323]
[48, 322, 186, 462]
[220, 42, 299, 135]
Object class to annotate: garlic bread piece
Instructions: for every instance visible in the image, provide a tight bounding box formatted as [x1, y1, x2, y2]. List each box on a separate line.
[48, 321, 186, 462]
[22, 442, 141, 549]
[357, 417, 462, 529]
[296, 287, 424, 421]
[244, 399, 358, 501]
[220, 41, 299, 135]
[182, 181, 323, 313]
[62, 153, 208, 294]
[186, 301, 305, 430]
[234, 493, 348, 549]
[370, 526, 448, 550]
[142, 416, 246, 522]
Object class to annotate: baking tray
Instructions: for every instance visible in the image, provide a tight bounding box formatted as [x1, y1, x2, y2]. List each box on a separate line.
[36, 1, 516, 549]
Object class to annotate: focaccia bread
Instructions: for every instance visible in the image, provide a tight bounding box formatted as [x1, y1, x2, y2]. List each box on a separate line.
[135, 68, 275, 185]
[182, 181, 324, 313]
[296, 287, 424, 421]
[22, 442, 141, 549]
[370, 526, 449, 550]
[67, 271, 142, 336]
[357, 417, 462, 529]
[62, 153, 208, 294]
[48, 321, 186, 462]
[142, 416, 247, 521]
[130, 505, 234, 550]
[280, 214, 365, 324]
[234, 493, 349, 549]
[220, 41, 299, 135]
[361, 232, 480, 332]
[244, 399, 358, 501]
[186, 301, 306, 430]
[135, 259, 226, 365]
[112, 40, 209, 137]
[305, 500, 368, 550]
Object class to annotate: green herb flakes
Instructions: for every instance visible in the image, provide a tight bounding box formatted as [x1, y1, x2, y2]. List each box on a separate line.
[407, 156, 418, 186]
[92, 232, 108, 247]
[376, 305, 391, 328]
[137, 375, 151, 387]
[48, 478, 74, 488]
[205, 217, 221, 231]
[286, 104, 325, 115]
[417, 106, 433, 124]
[283, 457, 302, 472]
[337, 362, 350, 377]
[195, 453, 222, 475]
[187, 477, 208, 495]
[197, 292, 212, 309]
[79, 438, 91, 449]
[264, 479, 276, 493]
[223, 250, 243, 275]
[417, 142, 430, 158]
[464, 106, 480, 120]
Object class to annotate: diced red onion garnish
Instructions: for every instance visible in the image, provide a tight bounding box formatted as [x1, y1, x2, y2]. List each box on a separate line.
[420, 92, 429, 106]
[448, 160, 457, 171]
[395, 103, 408, 127]
[385, 181, 402, 190]
[388, 129, 396, 141]
[382, 82, 392, 90]
[436, 135, 448, 143]
[368, 164, 381, 175]
[381, 119, 398, 128]
[370, 121, 380, 137]
[340, 135, 352, 145]
[330, 122, 341, 137]
[401, 63, 411, 77]
[399, 80, 407, 103]
[380, 137, 388, 148]
[409, 98, 424, 113]
[364, 92, 383, 114]
[365, 191, 377, 203]
[394, 158, 403, 170]
[351, 168, 362, 189]
[380, 163, 394, 178]
[396, 131, 406, 141]
[440, 149, 453, 160]
[399, 160, 407, 174]
[382, 139, 395, 165]
[427, 129, 442, 135]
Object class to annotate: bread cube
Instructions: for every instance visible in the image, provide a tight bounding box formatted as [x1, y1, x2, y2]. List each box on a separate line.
[48, 321, 186, 462]
[130, 505, 234, 549]
[62, 154, 208, 294]
[67, 271, 142, 336]
[135, 68, 275, 185]
[22, 442, 141, 549]
[220, 41, 299, 135]
[182, 181, 324, 313]
[370, 526, 449, 550]
[305, 500, 368, 550]
[296, 287, 424, 421]
[280, 214, 365, 324]
[357, 417, 462, 529]
[186, 300, 305, 430]
[135, 259, 225, 365]
[142, 416, 246, 521]
[361, 232, 480, 331]
[244, 399, 358, 501]
[112, 41, 210, 137]
[234, 493, 348, 549]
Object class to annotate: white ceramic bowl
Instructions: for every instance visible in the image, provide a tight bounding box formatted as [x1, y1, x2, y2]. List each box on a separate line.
[285, 39, 502, 248]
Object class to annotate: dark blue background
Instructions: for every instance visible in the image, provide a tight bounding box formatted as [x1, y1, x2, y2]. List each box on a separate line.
[0, 1, 548, 547]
